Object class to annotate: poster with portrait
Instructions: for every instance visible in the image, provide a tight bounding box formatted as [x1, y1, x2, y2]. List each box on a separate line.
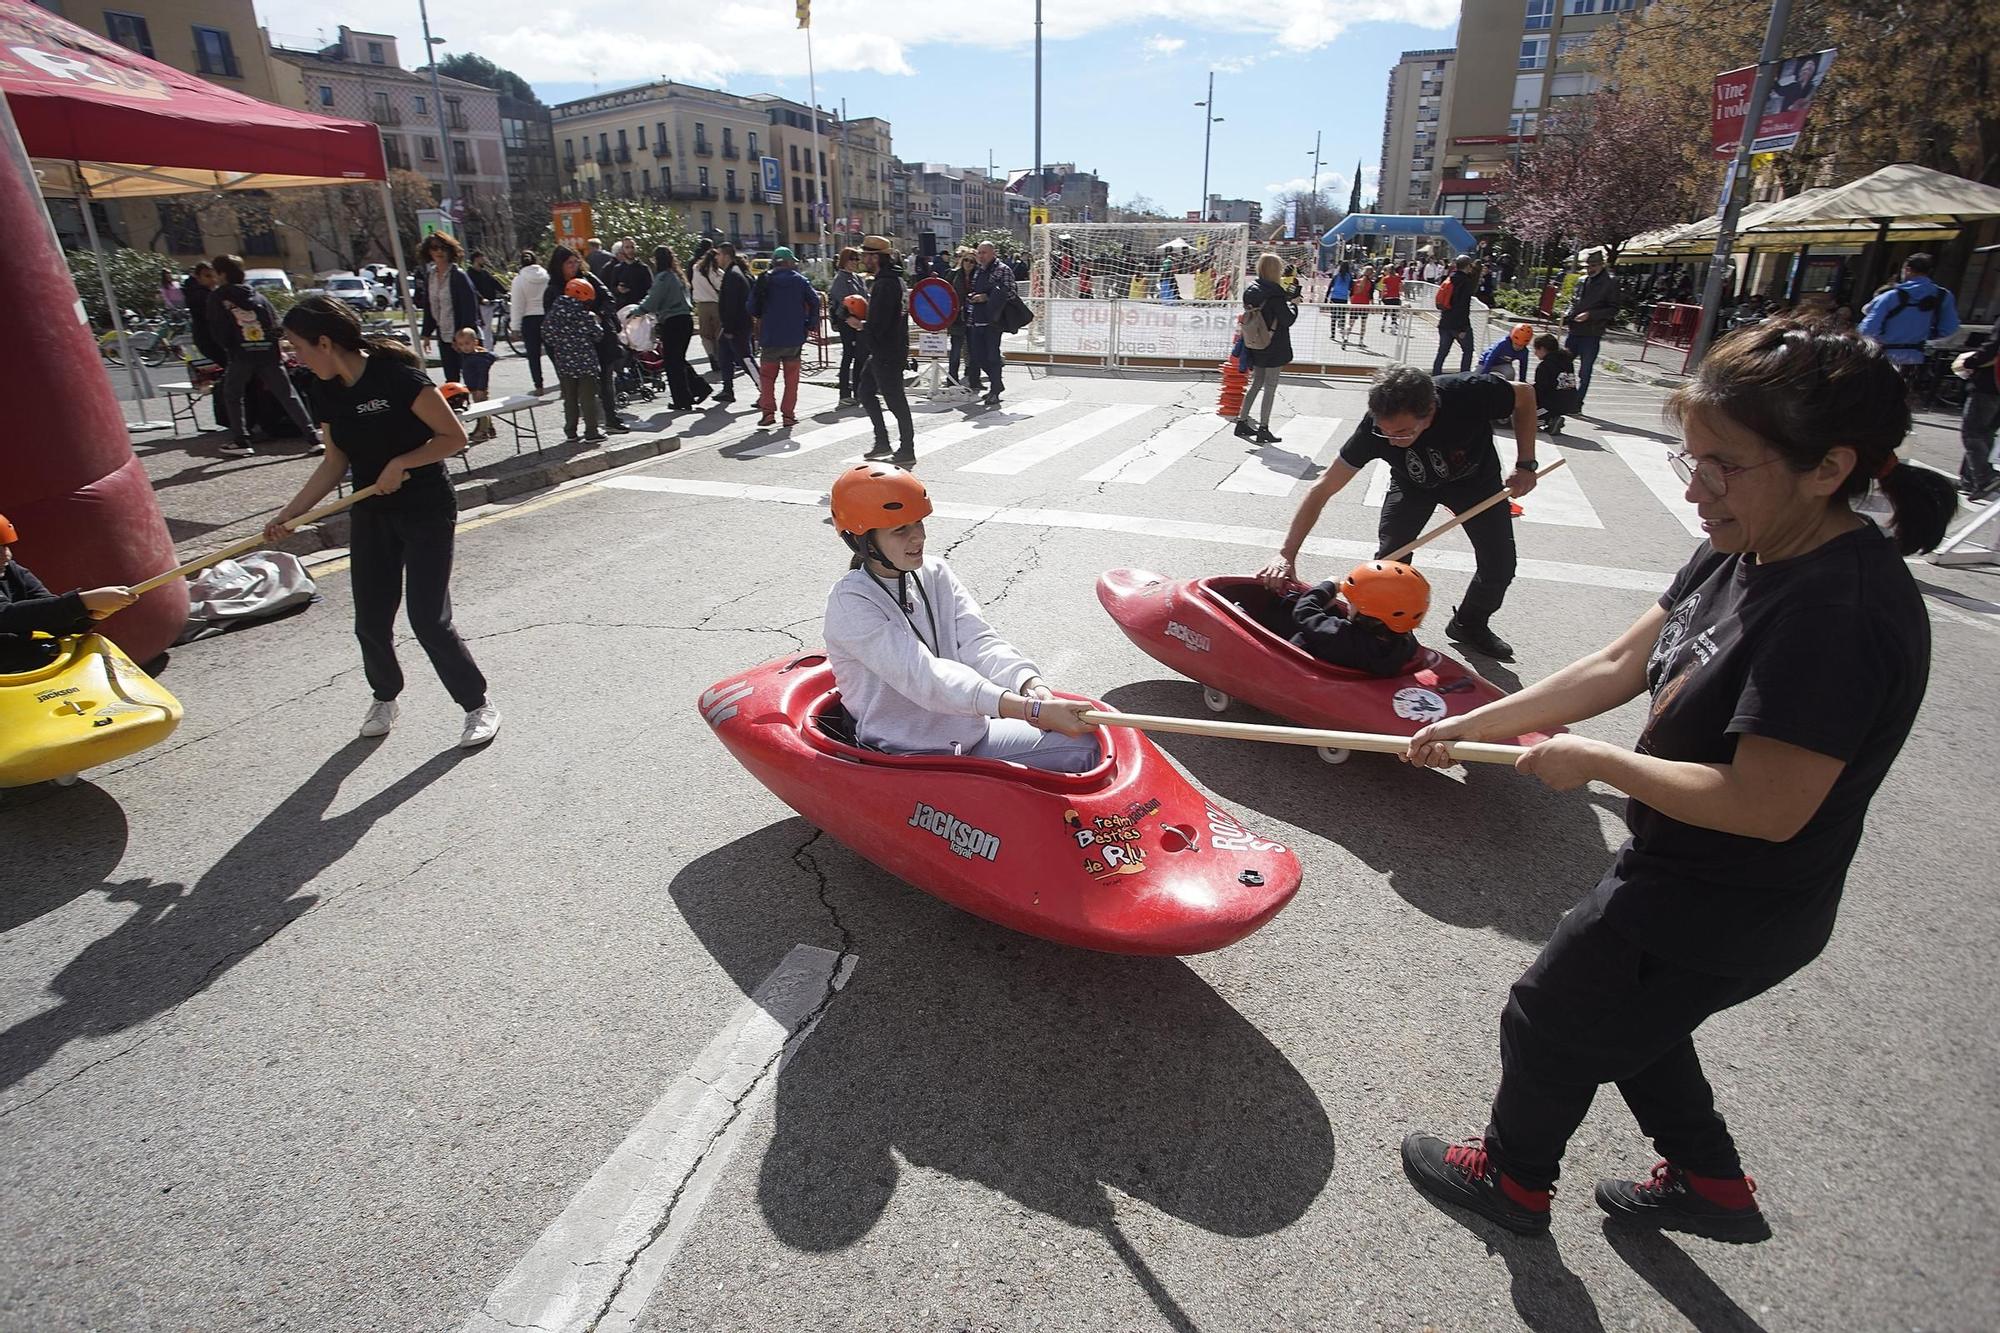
[1712, 48, 1835, 157]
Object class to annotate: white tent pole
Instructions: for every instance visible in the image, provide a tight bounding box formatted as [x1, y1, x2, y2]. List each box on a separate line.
[76, 166, 164, 430]
[381, 180, 422, 357]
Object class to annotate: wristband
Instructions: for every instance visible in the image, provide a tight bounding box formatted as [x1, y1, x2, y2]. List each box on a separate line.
[1030, 698, 1042, 724]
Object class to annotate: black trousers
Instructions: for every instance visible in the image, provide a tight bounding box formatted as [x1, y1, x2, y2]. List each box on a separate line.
[857, 346, 914, 449]
[836, 328, 861, 398]
[224, 354, 317, 447]
[439, 343, 463, 383]
[1485, 894, 1790, 1191]
[1433, 325, 1474, 375]
[519, 315, 547, 391]
[349, 503, 488, 711]
[1376, 470, 1515, 623]
[658, 313, 700, 408]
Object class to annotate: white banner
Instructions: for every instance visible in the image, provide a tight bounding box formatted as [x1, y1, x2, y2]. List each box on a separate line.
[1045, 300, 1239, 359]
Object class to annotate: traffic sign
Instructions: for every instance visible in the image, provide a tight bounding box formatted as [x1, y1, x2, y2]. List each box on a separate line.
[908, 276, 959, 332]
[1029, 207, 1049, 226]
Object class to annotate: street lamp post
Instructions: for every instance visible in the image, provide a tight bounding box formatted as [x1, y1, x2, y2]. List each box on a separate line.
[1305, 131, 1324, 241]
[1195, 72, 1223, 221]
[417, 0, 460, 232]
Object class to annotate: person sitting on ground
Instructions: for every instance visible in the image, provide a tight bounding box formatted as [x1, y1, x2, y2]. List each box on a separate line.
[451, 328, 498, 443]
[0, 513, 137, 672]
[1532, 334, 1581, 434]
[1477, 323, 1534, 382]
[1290, 560, 1429, 677]
[823, 464, 1101, 773]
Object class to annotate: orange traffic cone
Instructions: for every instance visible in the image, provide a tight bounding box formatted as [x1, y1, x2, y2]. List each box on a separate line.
[1217, 356, 1248, 418]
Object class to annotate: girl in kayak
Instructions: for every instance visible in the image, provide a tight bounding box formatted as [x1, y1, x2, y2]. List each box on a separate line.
[824, 464, 1100, 772]
[1290, 560, 1429, 677]
[0, 512, 137, 672]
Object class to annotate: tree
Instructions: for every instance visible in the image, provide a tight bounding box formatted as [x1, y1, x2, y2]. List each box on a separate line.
[210, 170, 439, 272]
[436, 53, 540, 106]
[962, 228, 1021, 256]
[1491, 91, 1701, 260]
[1110, 193, 1173, 221]
[65, 245, 176, 324]
[531, 195, 698, 265]
[1347, 161, 1363, 216]
[1269, 186, 1344, 237]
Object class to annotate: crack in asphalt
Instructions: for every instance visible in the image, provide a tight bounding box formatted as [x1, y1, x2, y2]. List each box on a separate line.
[579, 827, 855, 1332]
[980, 526, 1056, 613]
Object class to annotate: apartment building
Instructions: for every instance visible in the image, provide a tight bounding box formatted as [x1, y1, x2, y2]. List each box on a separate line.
[907, 163, 966, 254]
[1435, 0, 1640, 234]
[273, 27, 513, 253]
[1205, 195, 1264, 226]
[39, 0, 312, 272]
[499, 93, 560, 238]
[1377, 48, 1455, 216]
[834, 115, 895, 246]
[1012, 164, 1111, 225]
[747, 93, 839, 256]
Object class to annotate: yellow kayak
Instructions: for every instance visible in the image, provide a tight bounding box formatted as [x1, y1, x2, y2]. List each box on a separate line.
[0, 634, 183, 788]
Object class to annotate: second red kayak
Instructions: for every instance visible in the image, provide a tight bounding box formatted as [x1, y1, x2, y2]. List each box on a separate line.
[1097, 569, 1559, 761]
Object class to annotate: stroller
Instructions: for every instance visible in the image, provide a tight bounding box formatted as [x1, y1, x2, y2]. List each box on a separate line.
[615, 305, 664, 405]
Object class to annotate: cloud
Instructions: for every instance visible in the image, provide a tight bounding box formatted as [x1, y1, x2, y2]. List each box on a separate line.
[258, 0, 1454, 89]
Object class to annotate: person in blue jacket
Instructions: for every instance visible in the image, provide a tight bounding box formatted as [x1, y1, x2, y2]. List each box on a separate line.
[1858, 253, 1960, 384]
[1478, 323, 1534, 382]
[750, 247, 821, 429]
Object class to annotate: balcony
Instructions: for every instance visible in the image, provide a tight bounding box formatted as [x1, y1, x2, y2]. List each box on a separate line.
[615, 146, 632, 163]
[596, 150, 611, 166]
[384, 146, 411, 170]
[368, 105, 402, 126]
[721, 145, 739, 159]
[667, 183, 715, 201]
[724, 188, 744, 202]
[693, 140, 713, 156]
[652, 142, 671, 157]
[447, 113, 469, 132]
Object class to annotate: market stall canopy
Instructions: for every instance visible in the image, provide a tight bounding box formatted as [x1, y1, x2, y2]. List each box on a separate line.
[1321, 214, 1479, 255]
[0, 0, 383, 197]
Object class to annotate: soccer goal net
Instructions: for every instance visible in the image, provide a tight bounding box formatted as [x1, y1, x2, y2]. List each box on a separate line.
[1029, 223, 1251, 304]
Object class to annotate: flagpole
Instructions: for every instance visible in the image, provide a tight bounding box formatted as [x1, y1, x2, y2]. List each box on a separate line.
[805, 15, 827, 257]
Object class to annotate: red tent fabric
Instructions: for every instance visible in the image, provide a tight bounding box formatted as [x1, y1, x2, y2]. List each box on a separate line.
[0, 0, 383, 190]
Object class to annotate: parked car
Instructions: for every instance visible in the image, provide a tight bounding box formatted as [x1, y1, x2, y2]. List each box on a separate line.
[244, 268, 294, 294]
[316, 271, 393, 309]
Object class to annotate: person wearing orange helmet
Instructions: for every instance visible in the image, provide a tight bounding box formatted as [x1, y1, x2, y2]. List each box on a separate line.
[0, 513, 138, 671]
[823, 464, 1100, 771]
[1476, 322, 1536, 383]
[544, 277, 608, 443]
[1289, 560, 1430, 676]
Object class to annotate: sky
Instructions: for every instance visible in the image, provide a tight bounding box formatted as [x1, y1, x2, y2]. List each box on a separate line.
[257, 1, 1464, 219]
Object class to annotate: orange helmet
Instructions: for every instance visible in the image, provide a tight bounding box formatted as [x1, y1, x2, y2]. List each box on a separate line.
[842, 294, 869, 319]
[830, 463, 931, 536]
[1510, 322, 1534, 347]
[0, 513, 16, 544]
[439, 381, 471, 411]
[1341, 560, 1431, 630]
[564, 276, 597, 302]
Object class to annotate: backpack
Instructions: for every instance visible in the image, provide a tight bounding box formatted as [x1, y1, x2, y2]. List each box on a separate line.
[1241, 304, 1275, 350]
[1881, 286, 1944, 350]
[1433, 275, 1454, 311]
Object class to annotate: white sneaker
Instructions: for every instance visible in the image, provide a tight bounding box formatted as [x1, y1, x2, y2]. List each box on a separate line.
[459, 704, 501, 748]
[359, 699, 398, 737]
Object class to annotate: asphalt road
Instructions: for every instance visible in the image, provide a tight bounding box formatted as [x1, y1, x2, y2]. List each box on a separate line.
[6, 358, 1998, 1332]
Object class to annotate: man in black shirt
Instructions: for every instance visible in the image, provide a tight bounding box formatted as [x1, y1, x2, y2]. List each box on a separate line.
[1261, 368, 1540, 659]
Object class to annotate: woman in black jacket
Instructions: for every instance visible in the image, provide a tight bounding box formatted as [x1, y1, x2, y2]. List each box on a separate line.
[418, 232, 482, 381]
[544, 245, 631, 434]
[209, 253, 322, 457]
[712, 243, 753, 406]
[1236, 252, 1296, 445]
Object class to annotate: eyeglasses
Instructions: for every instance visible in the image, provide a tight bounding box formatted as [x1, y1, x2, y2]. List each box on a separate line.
[1373, 422, 1429, 443]
[1668, 450, 1787, 497]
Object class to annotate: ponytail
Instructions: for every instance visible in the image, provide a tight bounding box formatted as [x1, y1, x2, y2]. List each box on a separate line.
[1875, 460, 1959, 555]
[282, 294, 421, 366]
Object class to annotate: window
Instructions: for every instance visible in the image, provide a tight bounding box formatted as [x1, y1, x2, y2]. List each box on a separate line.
[453, 140, 473, 173]
[1556, 34, 1592, 60]
[420, 135, 438, 161]
[621, 172, 631, 194]
[701, 211, 714, 232]
[318, 85, 334, 107]
[562, 138, 575, 165]
[367, 40, 384, 64]
[597, 133, 608, 158]
[725, 169, 736, 194]
[697, 165, 709, 188]
[819, 151, 827, 176]
[694, 121, 708, 150]
[503, 117, 527, 150]
[102, 11, 153, 57]
[656, 121, 667, 152]
[617, 129, 628, 148]
[1524, 0, 1553, 29]
[1519, 36, 1548, 69]
[728, 211, 739, 237]
[722, 127, 734, 153]
[792, 176, 802, 202]
[371, 91, 391, 119]
[747, 131, 758, 156]
[156, 200, 202, 252]
[414, 95, 426, 116]
[642, 169, 651, 192]
[192, 26, 238, 76]
[1550, 72, 1596, 97]
[794, 207, 804, 232]
[1508, 110, 1540, 137]
[1513, 74, 1545, 108]
[789, 144, 800, 170]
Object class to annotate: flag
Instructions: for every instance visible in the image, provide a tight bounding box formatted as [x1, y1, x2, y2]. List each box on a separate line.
[796, 0, 810, 28]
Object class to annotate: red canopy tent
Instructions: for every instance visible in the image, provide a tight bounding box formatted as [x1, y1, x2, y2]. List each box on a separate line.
[0, 0, 407, 661]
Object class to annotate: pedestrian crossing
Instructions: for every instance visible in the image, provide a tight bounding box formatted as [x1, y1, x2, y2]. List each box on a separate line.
[704, 393, 1707, 535]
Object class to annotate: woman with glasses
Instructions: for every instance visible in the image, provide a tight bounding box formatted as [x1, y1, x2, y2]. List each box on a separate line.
[1395, 320, 1954, 1244]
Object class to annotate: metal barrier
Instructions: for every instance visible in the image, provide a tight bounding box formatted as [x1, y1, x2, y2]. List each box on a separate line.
[1639, 302, 1702, 374]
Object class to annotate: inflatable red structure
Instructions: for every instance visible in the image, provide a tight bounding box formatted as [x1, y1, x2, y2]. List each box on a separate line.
[0, 0, 395, 661]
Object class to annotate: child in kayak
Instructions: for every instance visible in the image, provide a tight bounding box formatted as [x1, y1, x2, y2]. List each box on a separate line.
[1532, 334, 1581, 434]
[1477, 323, 1534, 382]
[1289, 560, 1430, 677]
[0, 512, 137, 671]
[824, 464, 1101, 772]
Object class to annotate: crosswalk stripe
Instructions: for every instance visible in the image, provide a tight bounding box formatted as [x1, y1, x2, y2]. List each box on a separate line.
[1602, 433, 1706, 538]
[959, 403, 1153, 475]
[1358, 442, 1600, 528]
[734, 415, 878, 460]
[1080, 413, 1235, 485]
[1217, 416, 1343, 496]
[850, 398, 1064, 463]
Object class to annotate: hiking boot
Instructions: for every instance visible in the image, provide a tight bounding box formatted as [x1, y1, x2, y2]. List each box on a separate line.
[863, 439, 894, 460]
[1402, 1133, 1552, 1236]
[1446, 608, 1515, 661]
[1254, 426, 1283, 445]
[1233, 420, 1258, 442]
[1596, 1161, 1770, 1244]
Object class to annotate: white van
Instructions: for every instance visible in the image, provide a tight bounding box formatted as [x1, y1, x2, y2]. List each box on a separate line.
[244, 268, 294, 294]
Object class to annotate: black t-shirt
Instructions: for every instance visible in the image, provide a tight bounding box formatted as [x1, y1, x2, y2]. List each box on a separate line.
[1338, 373, 1514, 492]
[308, 355, 455, 514]
[1592, 524, 1930, 978]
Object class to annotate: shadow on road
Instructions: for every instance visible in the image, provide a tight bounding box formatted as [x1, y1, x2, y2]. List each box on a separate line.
[669, 819, 1335, 1327]
[1602, 1223, 1771, 1333]
[1, 782, 130, 933]
[0, 740, 473, 1098]
[1102, 679, 1614, 944]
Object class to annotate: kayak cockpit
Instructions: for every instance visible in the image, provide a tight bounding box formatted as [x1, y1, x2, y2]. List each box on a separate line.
[804, 691, 1118, 791]
[1195, 577, 1438, 679]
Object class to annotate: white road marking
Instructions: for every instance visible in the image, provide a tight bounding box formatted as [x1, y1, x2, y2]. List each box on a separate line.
[461, 944, 857, 1333]
[1080, 413, 1235, 485]
[734, 415, 880, 460]
[850, 398, 1064, 463]
[1217, 417, 1342, 496]
[1359, 444, 1600, 528]
[1602, 433, 1706, 538]
[598, 475, 1673, 592]
[960, 403, 1153, 475]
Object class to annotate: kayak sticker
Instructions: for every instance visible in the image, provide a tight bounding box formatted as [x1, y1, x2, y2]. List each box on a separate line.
[910, 802, 1001, 862]
[699, 680, 753, 727]
[1391, 687, 1448, 723]
[1164, 621, 1211, 652]
[1205, 805, 1288, 855]
[1064, 803, 1159, 879]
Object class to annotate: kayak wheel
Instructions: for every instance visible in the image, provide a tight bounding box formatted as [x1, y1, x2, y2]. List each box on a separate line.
[1202, 687, 1231, 714]
[1316, 746, 1352, 766]
[53, 773, 80, 787]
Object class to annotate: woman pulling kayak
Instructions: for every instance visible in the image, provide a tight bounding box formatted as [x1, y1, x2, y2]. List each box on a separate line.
[1396, 320, 1955, 1242]
[823, 464, 1099, 772]
[263, 296, 500, 748]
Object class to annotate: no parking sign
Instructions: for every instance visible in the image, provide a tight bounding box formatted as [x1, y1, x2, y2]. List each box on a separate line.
[909, 276, 959, 332]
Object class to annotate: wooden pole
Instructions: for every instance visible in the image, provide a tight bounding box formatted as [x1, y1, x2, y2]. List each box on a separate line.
[1379, 458, 1567, 564]
[131, 487, 378, 596]
[1078, 708, 1528, 765]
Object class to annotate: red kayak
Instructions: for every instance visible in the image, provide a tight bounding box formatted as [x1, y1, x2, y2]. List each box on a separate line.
[701, 654, 1302, 955]
[1097, 569, 1559, 761]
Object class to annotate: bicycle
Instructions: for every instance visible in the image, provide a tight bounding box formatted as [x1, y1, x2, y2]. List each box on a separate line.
[96, 311, 190, 367]
[490, 297, 518, 353]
